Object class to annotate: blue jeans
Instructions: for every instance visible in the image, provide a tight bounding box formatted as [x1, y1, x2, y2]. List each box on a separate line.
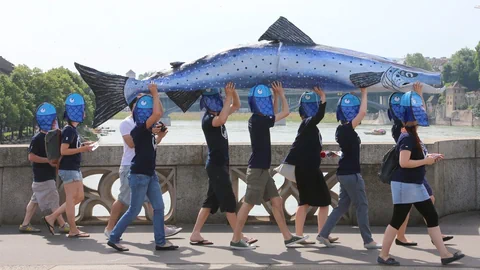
[110, 173, 165, 246]
[319, 173, 374, 244]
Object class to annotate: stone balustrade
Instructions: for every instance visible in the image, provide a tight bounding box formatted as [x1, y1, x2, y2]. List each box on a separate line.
[0, 139, 479, 226]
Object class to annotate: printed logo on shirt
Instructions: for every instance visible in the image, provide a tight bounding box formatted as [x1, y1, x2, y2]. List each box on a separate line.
[221, 125, 228, 140]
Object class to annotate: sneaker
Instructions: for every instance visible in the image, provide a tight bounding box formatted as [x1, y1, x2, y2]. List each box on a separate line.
[19, 224, 41, 233]
[58, 223, 70, 234]
[285, 235, 308, 247]
[316, 235, 334, 248]
[230, 239, 256, 250]
[165, 225, 183, 237]
[104, 228, 112, 239]
[364, 241, 382, 249]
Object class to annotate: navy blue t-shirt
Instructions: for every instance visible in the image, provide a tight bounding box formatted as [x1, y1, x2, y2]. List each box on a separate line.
[284, 102, 326, 168]
[28, 132, 56, 182]
[202, 113, 229, 167]
[392, 133, 426, 184]
[336, 122, 361, 175]
[248, 114, 276, 169]
[59, 125, 82, 171]
[130, 123, 157, 176]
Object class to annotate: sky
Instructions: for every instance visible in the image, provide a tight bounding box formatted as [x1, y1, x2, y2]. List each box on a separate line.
[2, 0, 479, 76]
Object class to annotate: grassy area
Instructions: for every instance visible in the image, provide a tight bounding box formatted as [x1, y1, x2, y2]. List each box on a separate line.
[113, 110, 338, 123]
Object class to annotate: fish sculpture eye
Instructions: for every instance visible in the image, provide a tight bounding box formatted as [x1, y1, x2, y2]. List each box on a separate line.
[399, 70, 418, 78]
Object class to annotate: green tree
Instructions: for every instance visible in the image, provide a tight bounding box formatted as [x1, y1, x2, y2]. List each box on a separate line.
[442, 48, 480, 90]
[405, 53, 433, 71]
[475, 41, 480, 81]
[0, 75, 21, 140]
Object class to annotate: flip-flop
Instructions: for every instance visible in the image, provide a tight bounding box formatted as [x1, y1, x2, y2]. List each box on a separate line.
[67, 232, 90, 238]
[245, 238, 258, 245]
[299, 240, 316, 245]
[190, 240, 214, 246]
[107, 241, 129, 252]
[42, 217, 55, 235]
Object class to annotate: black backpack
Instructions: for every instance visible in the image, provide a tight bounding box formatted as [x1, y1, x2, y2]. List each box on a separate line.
[378, 145, 399, 184]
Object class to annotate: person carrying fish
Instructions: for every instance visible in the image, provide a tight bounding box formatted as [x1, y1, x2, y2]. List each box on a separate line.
[377, 84, 464, 266]
[230, 82, 307, 250]
[43, 94, 95, 238]
[189, 82, 257, 246]
[104, 93, 182, 240]
[317, 88, 381, 249]
[20, 103, 70, 234]
[280, 86, 339, 244]
[108, 82, 179, 252]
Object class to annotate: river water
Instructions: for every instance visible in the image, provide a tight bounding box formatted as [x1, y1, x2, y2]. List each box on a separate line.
[83, 120, 479, 218]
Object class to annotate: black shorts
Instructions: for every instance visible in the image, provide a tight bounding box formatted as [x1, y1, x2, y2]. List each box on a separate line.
[295, 165, 331, 207]
[202, 164, 237, 214]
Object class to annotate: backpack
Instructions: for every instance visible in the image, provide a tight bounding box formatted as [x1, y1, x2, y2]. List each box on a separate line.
[45, 129, 62, 165]
[378, 145, 399, 184]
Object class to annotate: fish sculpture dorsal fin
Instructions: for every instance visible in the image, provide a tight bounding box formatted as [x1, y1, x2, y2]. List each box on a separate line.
[170, 61, 185, 69]
[258, 16, 315, 46]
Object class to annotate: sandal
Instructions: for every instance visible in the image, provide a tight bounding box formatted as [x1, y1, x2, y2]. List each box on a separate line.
[67, 232, 90, 238]
[107, 241, 129, 252]
[190, 240, 214, 246]
[42, 217, 55, 235]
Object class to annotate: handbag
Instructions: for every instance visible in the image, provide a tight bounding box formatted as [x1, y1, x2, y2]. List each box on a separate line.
[273, 163, 296, 183]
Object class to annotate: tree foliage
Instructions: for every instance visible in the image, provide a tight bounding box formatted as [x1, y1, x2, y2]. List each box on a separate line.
[405, 53, 433, 71]
[442, 48, 480, 91]
[0, 65, 96, 142]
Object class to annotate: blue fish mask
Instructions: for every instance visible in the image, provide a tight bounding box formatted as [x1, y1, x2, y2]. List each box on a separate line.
[36, 102, 57, 131]
[200, 88, 223, 112]
[299, 91, 320, 118]
[336, 93, 360, 122]
[388, 92, 404, 121]
[399, 91, 429, 126]
[248, 84, 273, 116]
[133, 95, 154, 125]
[65, 93, 85, 123]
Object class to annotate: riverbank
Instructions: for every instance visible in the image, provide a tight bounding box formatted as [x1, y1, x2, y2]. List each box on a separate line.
[113, 111, 339, 123]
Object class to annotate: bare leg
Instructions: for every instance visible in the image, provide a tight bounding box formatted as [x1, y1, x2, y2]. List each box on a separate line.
[295, 205, 309, 236]
[317, 206, 329, 234]
[190, 208, 211, 242]
[51, 203, 67, 227]
[270, 197, 292, 240]
[232, 203, 254, 242]
[64, 182, 80, 234]
[429, 226, 453, 258]
[379, 225, 398, 260]
[21, 201, 38, 226]
[105, 200, 126, 231]
[396, 211, 411, 242]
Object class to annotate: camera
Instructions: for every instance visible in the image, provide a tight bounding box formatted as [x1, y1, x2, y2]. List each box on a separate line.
[158, 121, 167, 132]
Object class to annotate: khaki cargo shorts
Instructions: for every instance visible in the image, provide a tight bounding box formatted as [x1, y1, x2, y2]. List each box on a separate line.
[244, 168, 279, 205]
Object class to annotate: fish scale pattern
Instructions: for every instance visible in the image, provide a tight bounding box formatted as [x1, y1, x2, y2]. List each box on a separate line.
[66, 105, 85, 123]
[134, 108, 153, 124]
[412, 106, 429, 126]
[200, 95, 223, 112]
[300, 102, 319, 118]
[249, 96, 274, 116]
[340, 106, 360, 122]
[37, 114, 57, 131]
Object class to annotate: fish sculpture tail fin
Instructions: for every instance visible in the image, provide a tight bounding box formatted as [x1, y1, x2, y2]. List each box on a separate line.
[165, 90, 203, 113]
[74, 62, 129, 128]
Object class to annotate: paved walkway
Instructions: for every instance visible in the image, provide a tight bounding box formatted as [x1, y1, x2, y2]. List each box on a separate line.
[0, 212, 479, 270]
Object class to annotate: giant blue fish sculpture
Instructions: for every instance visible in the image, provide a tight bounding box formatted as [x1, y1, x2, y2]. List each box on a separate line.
[75, 17, 443, 128]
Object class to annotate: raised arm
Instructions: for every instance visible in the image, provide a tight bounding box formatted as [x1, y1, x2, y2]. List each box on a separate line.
[413, 82, 426, 110]
[272, 81, 290, 122]
[351, 88, 367, 129]
[145, 82, 163, 129]
[213, 82, 236, 127]
[230, 85, 241, 115]
[310, 86, 327, 124]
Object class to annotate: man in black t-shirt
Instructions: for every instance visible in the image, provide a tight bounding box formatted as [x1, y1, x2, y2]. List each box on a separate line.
[20, 103, 69, 234]
[230, 82, 307, 250]
[189, 83, 257, 246]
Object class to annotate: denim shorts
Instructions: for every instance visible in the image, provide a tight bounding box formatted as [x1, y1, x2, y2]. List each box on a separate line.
[58, 170, 83, 184]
